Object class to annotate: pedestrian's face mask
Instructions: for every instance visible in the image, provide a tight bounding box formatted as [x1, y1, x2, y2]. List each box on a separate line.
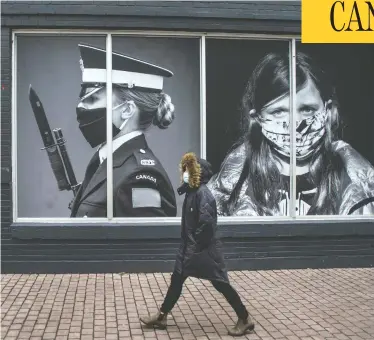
[183, 171, 189, 184]
[76, 85, 127, 148]
[258, 106, 328, 161]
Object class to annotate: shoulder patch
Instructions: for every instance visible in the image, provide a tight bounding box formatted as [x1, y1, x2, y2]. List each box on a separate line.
[132, 188, 161, 208]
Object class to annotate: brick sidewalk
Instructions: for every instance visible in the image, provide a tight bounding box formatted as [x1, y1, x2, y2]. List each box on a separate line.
[1, 269, 374, 340]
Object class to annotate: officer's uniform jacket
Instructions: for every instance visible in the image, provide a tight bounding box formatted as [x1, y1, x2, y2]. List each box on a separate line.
[70, 133, 177, 218]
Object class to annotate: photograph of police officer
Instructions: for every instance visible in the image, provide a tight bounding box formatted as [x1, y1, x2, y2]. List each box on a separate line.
[17, 35, 200, 218]
[70, 44, 177, 218]
[207, 45, 374, 216]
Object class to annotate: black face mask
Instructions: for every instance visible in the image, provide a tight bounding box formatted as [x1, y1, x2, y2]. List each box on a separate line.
[76, 107, 121, 148]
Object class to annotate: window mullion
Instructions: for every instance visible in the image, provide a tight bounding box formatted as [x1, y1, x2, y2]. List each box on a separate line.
[200, 35, 207, 159]
[106, 34, 113, 221]
[289, 39, 297, 218]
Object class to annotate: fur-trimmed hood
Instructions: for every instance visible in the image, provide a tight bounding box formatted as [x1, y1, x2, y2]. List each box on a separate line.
[179, 152, 213, 189]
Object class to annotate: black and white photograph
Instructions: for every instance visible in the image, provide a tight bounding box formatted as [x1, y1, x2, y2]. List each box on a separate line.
[16, 35, 200, 218]
[293, 43, 374, 216]
[206, 39, 374, 216]
[206, 39, 292, 216]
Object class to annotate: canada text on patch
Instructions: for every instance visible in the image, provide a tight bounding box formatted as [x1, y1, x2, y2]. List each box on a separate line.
[136, 174, 157, 183]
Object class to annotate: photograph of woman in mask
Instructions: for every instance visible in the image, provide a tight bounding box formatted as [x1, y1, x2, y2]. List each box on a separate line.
[207, 51, 374, 216]
[70, 44, 177, 218]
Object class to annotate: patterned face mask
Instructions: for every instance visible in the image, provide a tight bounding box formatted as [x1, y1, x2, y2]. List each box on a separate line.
[258, 108, 328, 161]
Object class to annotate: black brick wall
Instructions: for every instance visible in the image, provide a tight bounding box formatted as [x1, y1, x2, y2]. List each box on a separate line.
[1, 26, 13, 261]
[1, 1, 301, 33]
[1, 1, 374, 274]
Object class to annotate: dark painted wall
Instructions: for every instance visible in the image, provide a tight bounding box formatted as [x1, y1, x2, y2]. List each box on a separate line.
[2, 1, 374, 274]
[1, 1, 301, 33]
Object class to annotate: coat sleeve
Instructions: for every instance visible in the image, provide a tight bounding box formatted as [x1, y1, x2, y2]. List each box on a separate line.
[114, 170, 170, 217]
[194, 188, 217, 250]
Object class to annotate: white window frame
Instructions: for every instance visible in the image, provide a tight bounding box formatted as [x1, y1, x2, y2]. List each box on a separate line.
[11, 29, 374, 224]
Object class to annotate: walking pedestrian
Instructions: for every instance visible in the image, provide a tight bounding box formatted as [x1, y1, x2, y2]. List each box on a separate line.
[140, 152, 255, 336]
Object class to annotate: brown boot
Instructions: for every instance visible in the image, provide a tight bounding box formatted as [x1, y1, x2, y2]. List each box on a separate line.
[228, 316, 255, 336]
[140, 310, 168, 330]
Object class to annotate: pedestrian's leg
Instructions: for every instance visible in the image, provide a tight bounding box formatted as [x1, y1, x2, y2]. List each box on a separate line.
[211, 280, 255, 336]
[140, 271, 187, 329]
[160, 271, 187, 313]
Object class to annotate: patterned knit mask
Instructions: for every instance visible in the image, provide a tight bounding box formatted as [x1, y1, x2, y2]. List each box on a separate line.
[259, 108, 328, 161]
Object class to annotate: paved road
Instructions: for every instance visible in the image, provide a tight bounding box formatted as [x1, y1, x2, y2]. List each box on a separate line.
[1, 268, 374, 339]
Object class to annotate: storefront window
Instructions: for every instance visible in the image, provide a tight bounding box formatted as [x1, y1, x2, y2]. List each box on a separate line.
[16, 35, 107, 218]
[205, 39, 293, 217]
[13, 33, 374, 222]
[15, 33, 201, 221]
[293, 42, 374, 216]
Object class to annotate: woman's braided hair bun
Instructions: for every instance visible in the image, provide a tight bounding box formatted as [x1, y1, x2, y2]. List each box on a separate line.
[154, 93, 175, 129]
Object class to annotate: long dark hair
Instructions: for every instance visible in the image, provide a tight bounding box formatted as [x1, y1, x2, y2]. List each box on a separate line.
[226, 52, 342, 216]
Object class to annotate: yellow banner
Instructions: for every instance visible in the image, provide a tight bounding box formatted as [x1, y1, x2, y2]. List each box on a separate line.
[302, 0, 374, 43]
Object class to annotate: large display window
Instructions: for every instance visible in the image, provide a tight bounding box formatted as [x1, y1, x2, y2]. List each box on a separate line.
[12, 32, 374, 223]
[15, 35, 108, 219]
[206, 38, 374, 218]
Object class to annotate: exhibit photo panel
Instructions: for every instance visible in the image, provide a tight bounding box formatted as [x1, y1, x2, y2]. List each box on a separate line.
[110, 36, 201, 218]
[205, 38, 292, 217]
[16, 34, 109, 219]
[294, 42, 374, 216]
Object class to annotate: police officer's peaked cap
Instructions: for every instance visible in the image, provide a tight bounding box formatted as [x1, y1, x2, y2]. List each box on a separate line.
[78, 43, 173, 92]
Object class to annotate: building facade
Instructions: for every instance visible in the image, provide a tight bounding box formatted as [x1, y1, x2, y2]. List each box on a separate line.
[2, 1, 374, 273]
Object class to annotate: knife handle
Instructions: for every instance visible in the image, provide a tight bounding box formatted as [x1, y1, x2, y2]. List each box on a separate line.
[45, 146, 70, 191]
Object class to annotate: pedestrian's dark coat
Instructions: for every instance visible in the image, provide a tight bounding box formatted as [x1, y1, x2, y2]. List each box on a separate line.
[70, 134, 177, 218]
[174, 152, 229, 283]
